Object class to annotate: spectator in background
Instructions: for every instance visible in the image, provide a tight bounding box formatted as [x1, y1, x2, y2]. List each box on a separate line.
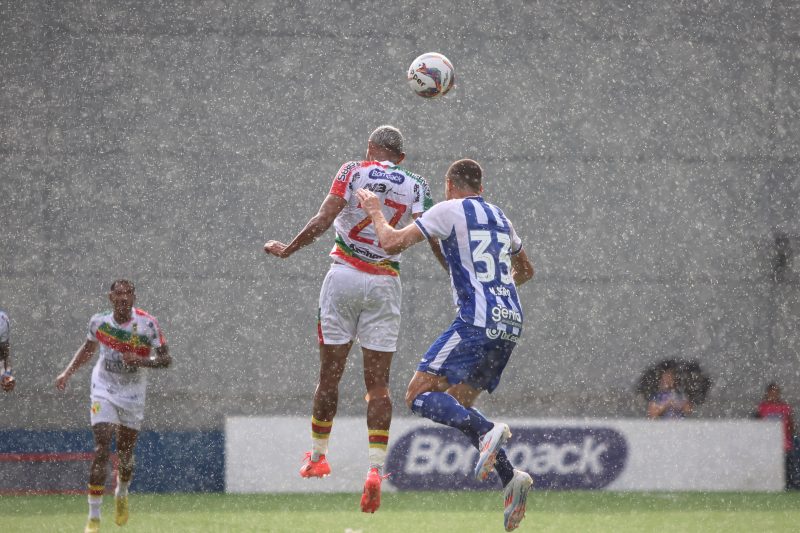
[0, 309, 15, 392]
[754, 382, 797, 489]
[647, 368, 693, 419]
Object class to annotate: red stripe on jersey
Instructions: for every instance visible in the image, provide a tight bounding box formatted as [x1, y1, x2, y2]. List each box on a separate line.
[329, 161, 360, 198]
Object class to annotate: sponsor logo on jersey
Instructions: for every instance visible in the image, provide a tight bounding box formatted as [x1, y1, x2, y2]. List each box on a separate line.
[386, 426, 627, 490]
[490, 305, 522, 326]
[368, 168, 406, 184]
[485, 328, 519, 343]
[104, 359, 138, 374]
[348, 242, 383, 260]
[336, 162, 359, 182]
[362, 182, 388, 194]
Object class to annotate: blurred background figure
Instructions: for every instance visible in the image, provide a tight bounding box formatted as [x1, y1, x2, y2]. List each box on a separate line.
[754, 383, 798, 490]
[638, 359, 711, 420]
[646, 368, 693, 419]
[0, 309, 15, 392]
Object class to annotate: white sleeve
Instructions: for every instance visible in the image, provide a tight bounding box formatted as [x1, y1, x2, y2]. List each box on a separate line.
[508, 219, 523, 255]
[414, 200, 457, 240]
[86, 314, 101, 342]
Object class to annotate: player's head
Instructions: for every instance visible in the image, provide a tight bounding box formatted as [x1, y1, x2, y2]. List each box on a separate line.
[367, 125, 405, 164]
[108, 279, 136, 314]
[445, 159, 483, 199]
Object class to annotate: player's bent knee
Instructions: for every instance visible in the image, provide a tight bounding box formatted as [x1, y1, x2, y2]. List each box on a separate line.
[365, 386, 390, 402]
[93, 446, 111, 463]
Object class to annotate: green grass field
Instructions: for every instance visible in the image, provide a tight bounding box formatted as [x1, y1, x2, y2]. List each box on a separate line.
[1, 491, 798, 533]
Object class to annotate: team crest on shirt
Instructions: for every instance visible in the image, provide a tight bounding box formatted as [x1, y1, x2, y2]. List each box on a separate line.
[91, 401, 101, 415]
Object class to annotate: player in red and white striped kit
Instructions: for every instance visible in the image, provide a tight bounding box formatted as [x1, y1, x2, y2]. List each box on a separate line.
[264, 125, 444, 512]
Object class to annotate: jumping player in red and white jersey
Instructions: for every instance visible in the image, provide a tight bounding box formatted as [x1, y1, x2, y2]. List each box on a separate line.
[55, 280, 171, 533]
[264, 125, 443, 513]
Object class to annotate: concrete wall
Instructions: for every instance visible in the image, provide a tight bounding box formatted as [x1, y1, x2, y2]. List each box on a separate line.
[1, 0, 798, 429]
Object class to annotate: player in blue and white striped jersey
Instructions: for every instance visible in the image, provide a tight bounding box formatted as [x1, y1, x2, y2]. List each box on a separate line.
[356, 159, 535, 532]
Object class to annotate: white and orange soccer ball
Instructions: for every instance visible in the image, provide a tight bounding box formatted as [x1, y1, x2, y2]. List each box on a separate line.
[407, 52, 455, 98]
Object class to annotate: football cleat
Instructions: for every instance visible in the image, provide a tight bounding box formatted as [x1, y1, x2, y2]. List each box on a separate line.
[84, 517, 101, 533]
[360, 467, 387, 513]
[299, 452, 331, 478]
[503, 470, 533, 531]
[474, 423, 511, 481]
[114, 495, 129, 526]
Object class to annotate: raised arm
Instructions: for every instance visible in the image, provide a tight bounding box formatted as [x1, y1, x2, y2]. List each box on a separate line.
[264, 194, 347, 258]
[55, 339, 99, 390]
[357, 189, 426, 254]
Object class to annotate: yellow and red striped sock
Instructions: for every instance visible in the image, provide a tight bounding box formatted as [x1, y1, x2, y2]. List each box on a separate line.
[88, 484, 104, 519]
[311, 416, 333, 460]
[368, 429, 389, 470]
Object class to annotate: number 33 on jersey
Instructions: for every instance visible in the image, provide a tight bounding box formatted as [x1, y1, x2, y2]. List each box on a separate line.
[414, 196, 524, 331]
[329, 160, 433, 276]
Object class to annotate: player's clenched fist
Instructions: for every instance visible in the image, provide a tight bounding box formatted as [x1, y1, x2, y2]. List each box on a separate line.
[264, 240, 290, 258]
[355, 189, 381, 218]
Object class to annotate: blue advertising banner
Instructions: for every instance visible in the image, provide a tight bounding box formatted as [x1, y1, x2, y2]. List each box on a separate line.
[386, 425, 628, 491]
[0, 430, 224, 493]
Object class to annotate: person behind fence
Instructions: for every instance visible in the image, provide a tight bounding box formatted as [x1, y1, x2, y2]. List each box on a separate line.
[754, 382, 797, 489]
[55, 280, 171, 533]
[646, 367, 692, 419]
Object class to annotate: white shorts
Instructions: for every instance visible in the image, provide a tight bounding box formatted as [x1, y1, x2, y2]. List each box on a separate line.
[318, 263, 402, 352]
[90, 397, 144, 431]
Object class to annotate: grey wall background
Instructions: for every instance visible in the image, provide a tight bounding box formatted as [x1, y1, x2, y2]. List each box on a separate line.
[1, 0, 798, 430]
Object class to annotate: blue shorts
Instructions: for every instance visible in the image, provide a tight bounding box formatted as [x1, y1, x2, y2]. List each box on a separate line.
[417, 320, 519, 393]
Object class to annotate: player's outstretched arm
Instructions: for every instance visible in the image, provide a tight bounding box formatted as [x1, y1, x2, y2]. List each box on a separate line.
[55, 340, 99, 390]
[264, 194, 347, 258]
[356, 189, 425, 254]
[511, 249, 534, 286]
[122, 345, 171, 368]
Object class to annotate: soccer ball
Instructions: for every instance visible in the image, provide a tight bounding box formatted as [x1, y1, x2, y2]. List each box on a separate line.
[407, 53, 455, 98]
